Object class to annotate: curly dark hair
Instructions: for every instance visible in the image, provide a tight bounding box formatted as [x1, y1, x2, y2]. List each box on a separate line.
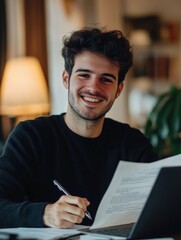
[62, 27, 133, 84]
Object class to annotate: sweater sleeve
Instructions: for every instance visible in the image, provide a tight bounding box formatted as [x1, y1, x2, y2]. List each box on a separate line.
[0, 121, 49, 227]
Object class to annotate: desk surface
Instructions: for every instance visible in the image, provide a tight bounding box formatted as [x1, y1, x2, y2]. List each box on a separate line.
[0, 227, 178, 240]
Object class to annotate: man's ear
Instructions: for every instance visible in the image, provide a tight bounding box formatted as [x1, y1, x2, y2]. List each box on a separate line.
[116, 82, 124, 98]
[62, 70, 69, 89]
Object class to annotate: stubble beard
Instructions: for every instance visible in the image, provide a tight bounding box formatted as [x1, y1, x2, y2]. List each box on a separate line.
[68, 91, 114, 122]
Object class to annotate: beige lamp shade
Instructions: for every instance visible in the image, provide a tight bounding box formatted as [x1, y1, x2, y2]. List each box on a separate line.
[0, 57, 50, 116]
[130, 30, 151, 46]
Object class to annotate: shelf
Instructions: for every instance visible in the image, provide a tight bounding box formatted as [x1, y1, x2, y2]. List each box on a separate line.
[133, 43, 179, 57]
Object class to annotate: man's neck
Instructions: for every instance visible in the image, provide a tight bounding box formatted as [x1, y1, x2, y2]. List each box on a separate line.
[64, 111, 104, 138]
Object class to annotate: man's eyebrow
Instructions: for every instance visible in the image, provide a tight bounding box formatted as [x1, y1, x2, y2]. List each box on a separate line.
[75, 69, 116, 80]
[75, 68, 92, 73]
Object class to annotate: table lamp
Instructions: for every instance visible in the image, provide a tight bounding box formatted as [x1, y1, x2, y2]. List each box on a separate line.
[0, 56, 50, 130]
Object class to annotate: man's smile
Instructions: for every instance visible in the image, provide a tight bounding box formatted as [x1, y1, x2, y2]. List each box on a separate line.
[82, 96, 101, 103]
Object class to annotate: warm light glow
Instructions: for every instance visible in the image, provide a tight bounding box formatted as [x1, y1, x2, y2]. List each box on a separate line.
[130, 30, 151, 46]
[0, 57, 50, 116]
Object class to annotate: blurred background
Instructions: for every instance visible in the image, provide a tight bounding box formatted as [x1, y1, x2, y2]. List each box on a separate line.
[0, 0, 181, 157]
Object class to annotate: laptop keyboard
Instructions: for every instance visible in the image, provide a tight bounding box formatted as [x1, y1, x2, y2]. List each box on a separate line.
[89, 223, 134, 237]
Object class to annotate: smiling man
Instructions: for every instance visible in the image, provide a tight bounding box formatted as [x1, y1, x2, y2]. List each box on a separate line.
[0, 27, 158, 228]
[63, 51, 123, 137]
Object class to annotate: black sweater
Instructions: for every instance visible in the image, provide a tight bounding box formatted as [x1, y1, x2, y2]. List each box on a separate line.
[0, 114, 158, 228]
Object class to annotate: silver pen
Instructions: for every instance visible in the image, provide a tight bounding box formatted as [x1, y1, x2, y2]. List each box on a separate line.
[53, 179, 92, 220]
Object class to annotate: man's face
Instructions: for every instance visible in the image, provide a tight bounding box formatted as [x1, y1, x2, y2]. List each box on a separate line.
[63, 51, 123, 121]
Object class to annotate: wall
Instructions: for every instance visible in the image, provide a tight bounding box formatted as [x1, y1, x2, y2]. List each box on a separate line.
[45, 0, 85, 114]
[5, 0, 25, 58]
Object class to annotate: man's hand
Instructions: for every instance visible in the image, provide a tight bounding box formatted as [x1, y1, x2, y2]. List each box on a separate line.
[43, 195, 90, 228]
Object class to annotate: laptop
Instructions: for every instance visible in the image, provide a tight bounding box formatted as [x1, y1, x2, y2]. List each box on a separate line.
[79, 166, 181, 239]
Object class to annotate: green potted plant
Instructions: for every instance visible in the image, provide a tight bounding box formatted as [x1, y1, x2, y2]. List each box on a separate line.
[144, 86, 181, 158]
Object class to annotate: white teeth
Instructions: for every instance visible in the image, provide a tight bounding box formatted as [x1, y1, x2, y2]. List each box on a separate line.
[83, 96, 100, 102]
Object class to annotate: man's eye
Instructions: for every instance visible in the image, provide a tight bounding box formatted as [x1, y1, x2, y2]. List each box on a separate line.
[78, 74, 90, 79]
[102, 77, 113, 83]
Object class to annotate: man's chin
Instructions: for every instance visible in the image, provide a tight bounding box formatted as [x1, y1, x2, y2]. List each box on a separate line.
[69, 104, 106, 121]
[79, 112, 106, 121]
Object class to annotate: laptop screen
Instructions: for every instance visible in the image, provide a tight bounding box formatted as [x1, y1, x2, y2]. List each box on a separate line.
[130, 166, 181, 239]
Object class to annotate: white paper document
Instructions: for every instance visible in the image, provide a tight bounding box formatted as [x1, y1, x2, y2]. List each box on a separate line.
[0, 227, 80, 239]
[0, 226, 108, 240]
[91, 153, 181, 229]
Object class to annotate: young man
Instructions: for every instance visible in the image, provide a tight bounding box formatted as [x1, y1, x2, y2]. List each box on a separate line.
[0, 27, 158, 228]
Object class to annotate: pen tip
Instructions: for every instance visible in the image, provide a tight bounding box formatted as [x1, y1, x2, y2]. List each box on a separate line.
[86, 212, 92, 220]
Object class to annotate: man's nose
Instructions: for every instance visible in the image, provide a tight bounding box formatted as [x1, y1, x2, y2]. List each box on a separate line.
[87, 76, 101, 90]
